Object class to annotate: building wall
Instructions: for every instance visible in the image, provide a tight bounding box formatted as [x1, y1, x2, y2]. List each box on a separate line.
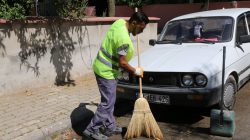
[0, 17, 159, 96]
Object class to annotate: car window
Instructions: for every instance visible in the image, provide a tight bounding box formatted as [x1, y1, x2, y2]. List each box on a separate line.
[246, 13, 250, 33]
[159, 17, 234, 43]
[236, 17, 247, 42]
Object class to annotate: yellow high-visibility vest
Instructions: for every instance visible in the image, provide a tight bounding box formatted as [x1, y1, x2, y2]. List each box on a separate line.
[93, 19, 134, 79]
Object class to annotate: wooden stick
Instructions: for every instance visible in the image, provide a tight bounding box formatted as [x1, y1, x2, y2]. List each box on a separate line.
[135, 7, 143, 98]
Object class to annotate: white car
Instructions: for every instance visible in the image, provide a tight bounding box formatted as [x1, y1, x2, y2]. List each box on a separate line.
[116, 8, 250, 110]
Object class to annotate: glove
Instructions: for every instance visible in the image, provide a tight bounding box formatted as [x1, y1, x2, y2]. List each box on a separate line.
[134, 67, 144, 78]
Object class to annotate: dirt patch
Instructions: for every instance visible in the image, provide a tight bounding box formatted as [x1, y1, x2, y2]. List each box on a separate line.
[47, 128, 81, 140]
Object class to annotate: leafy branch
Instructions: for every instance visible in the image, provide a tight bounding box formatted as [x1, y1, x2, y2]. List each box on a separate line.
[54, 0, 88, 18]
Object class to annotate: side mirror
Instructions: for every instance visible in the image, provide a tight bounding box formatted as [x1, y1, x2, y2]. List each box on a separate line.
[239, 35, 250, 43]
[149, 39, 156, 46]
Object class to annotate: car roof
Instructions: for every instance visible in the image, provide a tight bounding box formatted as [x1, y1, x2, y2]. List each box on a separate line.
[171, 8, 250, 21]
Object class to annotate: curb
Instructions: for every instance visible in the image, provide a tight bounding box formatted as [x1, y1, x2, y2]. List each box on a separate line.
[14, 119, 71, 140]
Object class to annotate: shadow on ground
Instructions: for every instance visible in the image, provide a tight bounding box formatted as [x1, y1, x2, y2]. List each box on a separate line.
[150, 104, 211, 135]
[114, 100, 212, 136]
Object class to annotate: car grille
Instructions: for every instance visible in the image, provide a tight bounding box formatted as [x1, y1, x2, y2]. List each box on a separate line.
[129, 72, 179, 87]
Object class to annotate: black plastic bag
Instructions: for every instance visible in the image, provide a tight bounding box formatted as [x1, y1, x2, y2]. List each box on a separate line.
[70, 103, 94, 136]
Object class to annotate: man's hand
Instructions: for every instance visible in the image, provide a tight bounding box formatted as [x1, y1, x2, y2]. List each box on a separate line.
[134, 67, 144, 78]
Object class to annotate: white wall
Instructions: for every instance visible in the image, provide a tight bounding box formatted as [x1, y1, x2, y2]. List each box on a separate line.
[0, 18, 159, 96]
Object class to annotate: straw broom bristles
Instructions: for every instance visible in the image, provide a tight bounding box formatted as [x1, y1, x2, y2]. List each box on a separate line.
[124, 97, 163, 139]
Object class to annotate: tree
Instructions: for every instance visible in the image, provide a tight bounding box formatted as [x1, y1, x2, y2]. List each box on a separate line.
[108, 0, 115, 16]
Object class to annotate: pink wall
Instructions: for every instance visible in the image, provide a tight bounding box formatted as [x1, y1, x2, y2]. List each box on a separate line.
[142, 4, 203, 32]
[116, 1, 250, 32]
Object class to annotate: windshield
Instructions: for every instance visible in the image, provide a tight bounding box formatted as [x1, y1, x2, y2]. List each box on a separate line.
[159, 17, 234, 43]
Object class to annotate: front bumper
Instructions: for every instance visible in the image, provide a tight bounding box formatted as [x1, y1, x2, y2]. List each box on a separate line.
[116, 83, 221, 107]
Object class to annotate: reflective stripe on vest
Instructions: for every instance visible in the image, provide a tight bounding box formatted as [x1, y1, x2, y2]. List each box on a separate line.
[100, 47, 118, 62]
[97, 47, 119, 70]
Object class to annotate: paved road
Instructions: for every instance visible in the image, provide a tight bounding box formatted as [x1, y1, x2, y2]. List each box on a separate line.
[1, 72, 250, 140]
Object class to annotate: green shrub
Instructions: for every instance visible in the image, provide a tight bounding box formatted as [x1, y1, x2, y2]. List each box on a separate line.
[0, 0, 34, 20]
[0, 0, 88, 19]
[54, 0, 88, 18]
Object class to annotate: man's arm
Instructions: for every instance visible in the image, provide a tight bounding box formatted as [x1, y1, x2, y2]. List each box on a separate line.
[117, 44, 143, 77]
[118, 55, 136, 73]
[118, 55, 143, 77]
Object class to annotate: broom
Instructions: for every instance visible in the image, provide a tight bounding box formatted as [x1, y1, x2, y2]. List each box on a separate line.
[124, 17, 163, 139]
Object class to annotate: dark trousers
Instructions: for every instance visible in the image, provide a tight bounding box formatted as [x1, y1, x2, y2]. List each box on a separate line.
[86, 73, 117, 133]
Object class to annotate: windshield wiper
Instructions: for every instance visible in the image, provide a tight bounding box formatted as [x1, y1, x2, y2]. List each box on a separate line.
[157, 39, 182, 45]
[197, 40, 215, 44]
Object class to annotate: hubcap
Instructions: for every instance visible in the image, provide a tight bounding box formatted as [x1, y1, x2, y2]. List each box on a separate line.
[224, 83, 235, 109]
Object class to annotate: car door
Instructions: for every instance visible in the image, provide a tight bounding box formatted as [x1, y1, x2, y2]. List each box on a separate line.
[235, 12, 250, 87]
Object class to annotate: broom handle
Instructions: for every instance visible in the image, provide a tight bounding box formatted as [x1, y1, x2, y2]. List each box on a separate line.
[137, 34, 143, 98]
[135, 7, 143, 98]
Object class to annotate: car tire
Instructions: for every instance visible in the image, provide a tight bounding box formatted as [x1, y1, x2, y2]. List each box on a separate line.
[222, 75, 237, 110]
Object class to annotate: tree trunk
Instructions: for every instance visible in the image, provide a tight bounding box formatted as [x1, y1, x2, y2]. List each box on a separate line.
[201, 0, 209, 11]
[107, 0, 115, 17]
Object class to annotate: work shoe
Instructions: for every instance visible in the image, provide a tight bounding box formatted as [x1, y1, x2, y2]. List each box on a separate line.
[83, 129, 108, 140]
[100, 126, 123, 137]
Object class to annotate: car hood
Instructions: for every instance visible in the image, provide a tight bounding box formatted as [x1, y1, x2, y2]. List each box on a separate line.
[130, 44, 224, 74]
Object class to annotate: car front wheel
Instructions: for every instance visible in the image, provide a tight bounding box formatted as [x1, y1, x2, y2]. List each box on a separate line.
[223, 75, 237, 110]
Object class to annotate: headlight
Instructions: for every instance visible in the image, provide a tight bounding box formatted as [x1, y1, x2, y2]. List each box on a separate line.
[122, 71, 129, 81]
[182, 74, 193, 86]
[118, 71, 129, 81]
[117, 74, 123, 80]
[117, 71, 123, 80]
[195, 74, 207, 86]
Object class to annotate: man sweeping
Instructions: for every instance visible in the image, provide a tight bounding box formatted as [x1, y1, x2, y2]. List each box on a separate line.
[83, 12, 149, 140]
